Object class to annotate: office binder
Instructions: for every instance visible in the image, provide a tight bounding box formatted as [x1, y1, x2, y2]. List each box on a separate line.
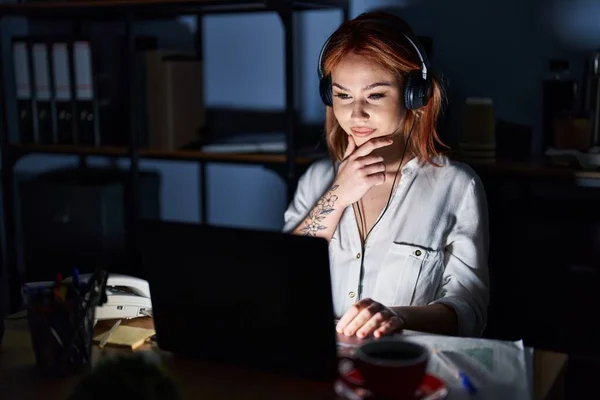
[12, 40, 34, 143]
[145, 51, 204, 151]
[73, 40, 99, 146]
[51, 42, 75, 144]
[32, 42, 53, 144]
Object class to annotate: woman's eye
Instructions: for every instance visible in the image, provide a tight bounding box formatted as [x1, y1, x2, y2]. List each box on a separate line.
[334, 93, 351, 100]
[369, 93, 386, 100]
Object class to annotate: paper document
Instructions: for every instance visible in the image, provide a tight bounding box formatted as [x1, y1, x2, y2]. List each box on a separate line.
[403, 332, 530, 400]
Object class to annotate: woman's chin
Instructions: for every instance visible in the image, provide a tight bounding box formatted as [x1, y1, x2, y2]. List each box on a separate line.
[353, 137, 369, 147]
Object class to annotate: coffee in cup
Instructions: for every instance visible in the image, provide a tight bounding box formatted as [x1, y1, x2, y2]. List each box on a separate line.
[340, 338, 429, 399]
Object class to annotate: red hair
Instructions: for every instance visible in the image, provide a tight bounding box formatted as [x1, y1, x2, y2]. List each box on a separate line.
[322, 12, 447, 165]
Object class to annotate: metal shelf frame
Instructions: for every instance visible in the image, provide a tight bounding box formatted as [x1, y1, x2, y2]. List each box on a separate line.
[0, 0, 350, 313]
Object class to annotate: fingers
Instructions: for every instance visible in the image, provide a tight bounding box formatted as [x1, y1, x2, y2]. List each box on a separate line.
[361, 162, 385, 177]
[338, 299, 385, 337]
[336, 299, 404, 339]
[353, 136, 393, 158]
[355, 155, 384, 167]
[336, 298, 373, 334]
[355, 309, 392, 339]
[360, 163, 386, 186]
[347, 305, 385, 338]
[343, 135, 357, 159]
[373, 316, 404, 338]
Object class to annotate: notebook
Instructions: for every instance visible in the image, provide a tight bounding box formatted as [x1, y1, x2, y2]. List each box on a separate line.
[93, 326, 155, 350]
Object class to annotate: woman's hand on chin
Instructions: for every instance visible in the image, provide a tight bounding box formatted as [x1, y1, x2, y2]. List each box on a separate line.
[336, 298, 406, 339]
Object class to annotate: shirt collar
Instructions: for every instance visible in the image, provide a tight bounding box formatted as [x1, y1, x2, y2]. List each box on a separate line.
[401, 156, 420, 175]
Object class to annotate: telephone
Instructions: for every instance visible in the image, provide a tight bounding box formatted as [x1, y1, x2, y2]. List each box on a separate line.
[63, 273, 153, 321]
[96, 273, 153, 321]
[23, 273, 153, 321]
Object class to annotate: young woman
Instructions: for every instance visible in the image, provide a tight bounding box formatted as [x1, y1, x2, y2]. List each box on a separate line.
[284, 12, 489, 339]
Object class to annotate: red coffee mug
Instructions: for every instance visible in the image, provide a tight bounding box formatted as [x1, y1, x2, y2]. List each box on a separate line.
[339, 338, 429, 399]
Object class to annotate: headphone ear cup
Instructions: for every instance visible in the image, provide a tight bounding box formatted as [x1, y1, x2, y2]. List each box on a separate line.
[319, 74, 333, 107]
[403, 70, 432, 110]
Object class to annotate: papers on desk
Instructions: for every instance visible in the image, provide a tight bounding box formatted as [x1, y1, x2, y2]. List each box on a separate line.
[92, 325, 155, 350]
[336, 331, 532, 400]
[402, 332, 531, 400]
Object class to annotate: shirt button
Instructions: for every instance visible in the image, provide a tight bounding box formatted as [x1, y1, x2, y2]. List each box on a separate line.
[356, 253, 361, 259]
[415, 250, 422, 256]
[348, 291, 356, 299]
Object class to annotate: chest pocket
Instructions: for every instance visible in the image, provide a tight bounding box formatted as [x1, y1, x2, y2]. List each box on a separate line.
[376, 243, 442, 307]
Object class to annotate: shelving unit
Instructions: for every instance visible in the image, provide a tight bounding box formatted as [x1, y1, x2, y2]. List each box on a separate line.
[0, 0, 350, 312]
[8, 142, 320, 165]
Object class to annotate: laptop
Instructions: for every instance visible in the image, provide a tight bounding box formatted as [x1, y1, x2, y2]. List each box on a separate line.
[138, 220, 338, 382]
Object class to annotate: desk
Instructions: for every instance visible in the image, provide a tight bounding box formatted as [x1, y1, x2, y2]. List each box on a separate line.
[0, 316, 567, 400]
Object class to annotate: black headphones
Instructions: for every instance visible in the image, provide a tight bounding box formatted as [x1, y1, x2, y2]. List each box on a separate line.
[317, 18, 432, 110]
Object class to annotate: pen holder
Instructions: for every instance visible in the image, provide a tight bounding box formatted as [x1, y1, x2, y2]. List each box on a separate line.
[25, 271, 107, 378]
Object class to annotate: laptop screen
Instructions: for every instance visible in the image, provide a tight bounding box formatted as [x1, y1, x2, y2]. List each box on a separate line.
[138, 220, 338, 382]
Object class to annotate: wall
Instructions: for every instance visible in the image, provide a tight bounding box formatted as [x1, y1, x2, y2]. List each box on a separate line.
[1, 0, 588, 234]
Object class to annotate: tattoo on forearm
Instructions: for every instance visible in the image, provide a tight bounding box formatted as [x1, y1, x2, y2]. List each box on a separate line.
[300, 185, 339, 236]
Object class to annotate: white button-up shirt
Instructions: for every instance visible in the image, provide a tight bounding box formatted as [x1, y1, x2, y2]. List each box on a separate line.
[283, 155, 490, 337]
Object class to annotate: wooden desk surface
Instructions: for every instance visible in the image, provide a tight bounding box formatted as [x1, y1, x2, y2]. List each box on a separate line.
[0, 316, 567, 400]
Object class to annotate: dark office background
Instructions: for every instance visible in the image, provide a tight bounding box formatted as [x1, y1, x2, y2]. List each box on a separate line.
[1, 0, 596, 228]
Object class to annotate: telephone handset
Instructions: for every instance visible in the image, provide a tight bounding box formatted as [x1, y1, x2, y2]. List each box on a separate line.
[105, 273, 151, 299]
[68, 273, 153, 321]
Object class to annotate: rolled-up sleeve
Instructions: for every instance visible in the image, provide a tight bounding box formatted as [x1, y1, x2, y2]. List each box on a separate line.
[283, 170, 311, 233]
[430, 176, 490, 337]
[283, 160, 331, 233]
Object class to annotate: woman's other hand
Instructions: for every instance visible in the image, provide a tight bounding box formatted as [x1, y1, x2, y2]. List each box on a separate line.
[333, 135, 393, 207]
[336, 298, 406, 339]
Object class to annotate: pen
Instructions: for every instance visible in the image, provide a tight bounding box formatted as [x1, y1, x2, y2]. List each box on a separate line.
[99, 319, 121, 349]
[49, 325, 64, 348]
[71, 267, 82, 308]
[73, 268, 80, 289]
[432, 348, 477, 395]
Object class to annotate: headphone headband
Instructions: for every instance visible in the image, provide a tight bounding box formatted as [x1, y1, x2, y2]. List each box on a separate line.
[317, 16, 433, 110]
[317, 18, 430, 82]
